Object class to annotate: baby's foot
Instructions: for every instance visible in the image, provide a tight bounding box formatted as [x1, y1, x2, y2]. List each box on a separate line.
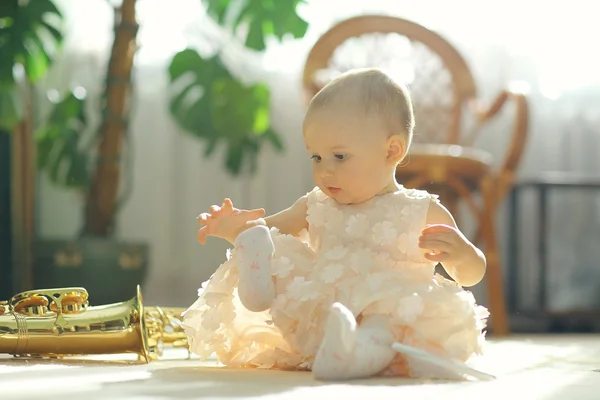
[324, 302, 357, 352]
[312, 303, 357, 380]
[313, 305, 397, 381]
[235, 225, 275, 312]
[316, 303, 357, 361]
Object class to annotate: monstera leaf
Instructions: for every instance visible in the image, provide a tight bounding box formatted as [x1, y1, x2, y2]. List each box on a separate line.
[168, 48, 283, 175]
[0, 0, 64, 130]
[210, 77, 282, 174]
[0, 0, 63, 86]
[168, 49, 232, 137]
[165, 1, 309, 176]
[36, 89, 89, 188]
[205, 0, 308, 50]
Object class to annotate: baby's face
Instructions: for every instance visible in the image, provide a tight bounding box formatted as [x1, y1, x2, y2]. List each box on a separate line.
[303, 111, 397, 204]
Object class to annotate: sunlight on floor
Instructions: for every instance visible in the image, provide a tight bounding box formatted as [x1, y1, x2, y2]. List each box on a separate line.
[1, 335, 598, 400]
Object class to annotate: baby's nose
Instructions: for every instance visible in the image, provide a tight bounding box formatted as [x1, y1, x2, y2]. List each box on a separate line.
[321, 165, 334, 178]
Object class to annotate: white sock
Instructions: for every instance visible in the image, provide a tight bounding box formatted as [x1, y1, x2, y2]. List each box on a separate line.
[234, 225, 275, 312]
[312, 303, 396, 381]
[323, 302, 357, 352]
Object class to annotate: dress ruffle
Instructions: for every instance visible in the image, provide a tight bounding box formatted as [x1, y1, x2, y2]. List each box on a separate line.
[182, 186, 489, 375]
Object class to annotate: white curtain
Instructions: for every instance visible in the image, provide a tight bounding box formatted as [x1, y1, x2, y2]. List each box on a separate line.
[37, 0, 600, 311]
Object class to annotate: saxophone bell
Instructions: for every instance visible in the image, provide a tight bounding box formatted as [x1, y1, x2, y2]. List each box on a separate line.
[0, 285, 163, 362]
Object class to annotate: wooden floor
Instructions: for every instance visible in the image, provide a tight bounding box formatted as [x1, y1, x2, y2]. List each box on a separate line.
[1, 335, 599, 400]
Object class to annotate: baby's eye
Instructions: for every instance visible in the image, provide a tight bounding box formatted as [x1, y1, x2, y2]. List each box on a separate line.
[310, 155, 322, 162]
[334, 154, 347, 160]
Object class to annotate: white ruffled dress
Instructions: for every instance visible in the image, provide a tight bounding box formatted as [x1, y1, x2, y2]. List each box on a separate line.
[182, 186, 489, 376]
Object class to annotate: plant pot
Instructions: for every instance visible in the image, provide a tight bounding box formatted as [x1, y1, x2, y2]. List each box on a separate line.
[32, 237, 149, 305]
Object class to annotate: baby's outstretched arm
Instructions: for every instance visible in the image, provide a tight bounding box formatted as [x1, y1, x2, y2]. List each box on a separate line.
[197, 195, 308, 245]
[196, 199, 265, 244]
[196, 195, 309, 312]
[419, 200, 486, 287]
[263, 194, 309, 237]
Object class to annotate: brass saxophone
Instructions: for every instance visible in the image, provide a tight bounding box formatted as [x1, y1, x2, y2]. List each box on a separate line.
[0, 285, 190, 362]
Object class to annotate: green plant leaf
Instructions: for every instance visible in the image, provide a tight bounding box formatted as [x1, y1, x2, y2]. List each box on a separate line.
[245, 18, 266, 51]
[24, 37, 49, 82]
[40, 20, 62, 43]
[65, 151, 88, 187]
[167, 49, 285, 176]
[210, 78, 271, 141]
[208, 78, 284, 175]
[0, 0, 63, 87]
[205, 0, 308, 51]
[36, 90, 89, 188]
[263, 126, 284, 151]
[225, 141, 245, 175]
[204, 0, 230, 24]
[168, 49, 231, 137]
[203, 135, 219, 157]
[0, 88, 23, 131]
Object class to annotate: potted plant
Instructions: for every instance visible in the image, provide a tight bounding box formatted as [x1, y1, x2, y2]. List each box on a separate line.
[1, 0, 310, 304]
[0, 0, 65, 299]
[167, 0, 308, 175]
[0, 0, 145, 304]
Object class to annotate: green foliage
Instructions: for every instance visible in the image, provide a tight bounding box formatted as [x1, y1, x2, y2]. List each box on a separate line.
[205, 0, 308, 50]
[1, 0, 89, 190]
[168, 50, 283, 175]
[36, 89, 90, 188]
[167, 0, 308, 176]
[168, 51, 231, 137]
[0, 0, 63, 130]
[0, 88, 23, 131]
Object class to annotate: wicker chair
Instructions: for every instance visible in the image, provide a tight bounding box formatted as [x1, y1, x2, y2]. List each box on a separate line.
[302, 15, 530, 336]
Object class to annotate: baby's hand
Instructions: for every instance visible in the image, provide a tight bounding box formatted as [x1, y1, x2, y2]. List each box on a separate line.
[418, 224, 472, 264]
[196, 199, 266, 244]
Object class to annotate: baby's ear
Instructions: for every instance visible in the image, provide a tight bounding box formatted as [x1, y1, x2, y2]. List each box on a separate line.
[385, 135, 406, 165]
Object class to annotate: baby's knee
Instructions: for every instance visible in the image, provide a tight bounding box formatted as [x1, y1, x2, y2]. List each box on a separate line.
[235, 224, 274, 250]
[238, 291, 273, 312]
[238, 276, 275, 312]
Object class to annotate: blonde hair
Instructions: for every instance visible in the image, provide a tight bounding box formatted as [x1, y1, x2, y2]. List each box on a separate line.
[305, 68, 415, 142]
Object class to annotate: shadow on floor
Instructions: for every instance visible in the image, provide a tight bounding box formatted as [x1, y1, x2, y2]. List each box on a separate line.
[97, 365, 456, 399]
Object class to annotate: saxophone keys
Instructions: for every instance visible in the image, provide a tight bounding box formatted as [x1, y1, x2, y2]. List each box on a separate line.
[49, 293, 86, 314]
[14, 295, 50, 316]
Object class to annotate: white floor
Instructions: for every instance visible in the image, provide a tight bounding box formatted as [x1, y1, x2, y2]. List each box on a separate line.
[1, 335, 599, 400]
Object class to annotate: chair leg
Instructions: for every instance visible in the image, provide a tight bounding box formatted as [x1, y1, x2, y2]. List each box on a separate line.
[480, 179, 510, 336]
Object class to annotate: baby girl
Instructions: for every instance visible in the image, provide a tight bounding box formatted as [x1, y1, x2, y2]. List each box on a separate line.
[182, 68, 490, 381]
